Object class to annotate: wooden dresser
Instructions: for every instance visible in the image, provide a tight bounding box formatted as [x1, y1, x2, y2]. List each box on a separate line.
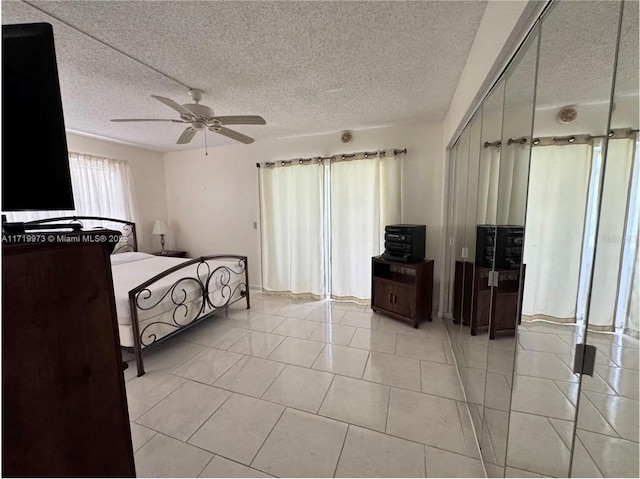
[453, 261, 524, 339]
[371, 256, 434, 328]
[2, 233, 135, 477]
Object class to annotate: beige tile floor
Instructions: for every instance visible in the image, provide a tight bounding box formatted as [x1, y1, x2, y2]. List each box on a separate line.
[503, 320, 640, 478]
[124, 293, 485, 478]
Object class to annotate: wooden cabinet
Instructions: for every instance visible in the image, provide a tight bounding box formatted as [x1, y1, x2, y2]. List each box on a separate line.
[470, 266, 525, 339]
[371, 256, 434, 328]
[2, 234, 136, 477]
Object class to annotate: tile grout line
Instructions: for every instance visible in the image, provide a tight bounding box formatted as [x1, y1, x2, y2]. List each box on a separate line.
[136, 388, 485, 466]
[361, 349, 372, 379]
[247, 406, 288, 470]
[184, 388, 235, 443]
[384, 387, 392, 433]
[168, 344, 475, 415]
[580, 395, 623, 440]
[572, 432, 606, 478]
[454, 393, 472, 457]
[195, 454, 215, 478]
[332, 423, 350, 478]
[317, 373, 338, 414]
[423, 445, 428, 478]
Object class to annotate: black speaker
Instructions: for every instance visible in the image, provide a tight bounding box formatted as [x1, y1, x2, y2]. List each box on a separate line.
[475, 225, 523, 269]
[382, 224, 426, 263]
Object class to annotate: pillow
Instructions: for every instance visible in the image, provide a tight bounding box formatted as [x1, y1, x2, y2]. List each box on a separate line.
[110, 251, 154, 266]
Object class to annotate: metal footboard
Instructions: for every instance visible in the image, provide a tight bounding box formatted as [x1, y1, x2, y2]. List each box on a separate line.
[125, 255, 250, 376]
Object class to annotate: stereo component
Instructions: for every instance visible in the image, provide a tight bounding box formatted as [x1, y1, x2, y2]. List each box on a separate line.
[476, 225, 524, 269]
[382, 224, 426, 263]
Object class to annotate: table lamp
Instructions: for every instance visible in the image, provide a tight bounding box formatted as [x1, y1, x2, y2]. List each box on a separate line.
[152, 220, 169, 254]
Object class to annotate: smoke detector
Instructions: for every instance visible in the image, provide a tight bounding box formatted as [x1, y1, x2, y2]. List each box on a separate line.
[558, 106, 578, 124]
[341, 131, 352, 144]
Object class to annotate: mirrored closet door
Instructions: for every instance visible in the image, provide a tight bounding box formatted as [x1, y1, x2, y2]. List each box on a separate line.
[571, 0, 639, 476]
[507, 1, 623, 477]
[486, 24, 538, 477]
[444, 1, 639, 477]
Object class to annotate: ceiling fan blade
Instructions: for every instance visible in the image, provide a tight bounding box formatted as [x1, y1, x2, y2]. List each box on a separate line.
[111, 118, 186, 123]
[177, 127, 197, 144]
[151, 95, 196, 117]
[210, 126, 255, 144]
[213, 115, 266, 125]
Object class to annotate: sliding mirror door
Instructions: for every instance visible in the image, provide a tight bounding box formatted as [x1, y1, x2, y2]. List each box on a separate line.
[475, 79, 505, 476]
[461, 113, 484, 441]
[572, 0, 639, 476]
[448, 125, 471, 396]
[508, 1, 622, 477]
[486, 25, 539, 478]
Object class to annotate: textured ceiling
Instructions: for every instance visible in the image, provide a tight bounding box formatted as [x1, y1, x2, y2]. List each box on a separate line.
[2, 0, 487, 151]
[486, 0, 638, 114]
[535, 0, 638, 108]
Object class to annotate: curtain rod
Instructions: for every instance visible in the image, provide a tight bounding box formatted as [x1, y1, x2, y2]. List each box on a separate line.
[483, 128, 639, 148]
[256, 148, 407, 168]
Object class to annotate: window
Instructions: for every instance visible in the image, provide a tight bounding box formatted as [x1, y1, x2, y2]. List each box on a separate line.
[4, 152, 138, 224]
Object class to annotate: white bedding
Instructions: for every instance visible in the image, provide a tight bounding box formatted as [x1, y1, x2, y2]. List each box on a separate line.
[111, 252, 245, 347]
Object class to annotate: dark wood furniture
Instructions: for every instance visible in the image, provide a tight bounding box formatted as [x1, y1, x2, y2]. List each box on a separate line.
[2, 232, 136, 477]
[371, 256, 434, 328]
[454, 262, 525, 339]
[153, 250, 188, 258]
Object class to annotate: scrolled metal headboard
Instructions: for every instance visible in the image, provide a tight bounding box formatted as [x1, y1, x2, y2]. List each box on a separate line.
[23, 216, 138, 253]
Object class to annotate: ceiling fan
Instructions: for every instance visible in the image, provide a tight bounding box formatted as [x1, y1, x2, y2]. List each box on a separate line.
[111, 89, 265, 145]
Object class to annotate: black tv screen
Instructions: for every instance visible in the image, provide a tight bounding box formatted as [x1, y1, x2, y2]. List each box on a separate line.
[2, 23, 74, 211]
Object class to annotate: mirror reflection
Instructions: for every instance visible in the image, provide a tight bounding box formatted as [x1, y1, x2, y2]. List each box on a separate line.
[572, 0, 639, 476]
[445, 1, 638, 477]
[508, 1, 624, 477]
[483, 26, 538, 477]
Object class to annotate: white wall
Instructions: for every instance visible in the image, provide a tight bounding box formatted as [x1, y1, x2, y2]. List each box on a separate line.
[163, 122, 445, 311]
[66, 133, 168, 252]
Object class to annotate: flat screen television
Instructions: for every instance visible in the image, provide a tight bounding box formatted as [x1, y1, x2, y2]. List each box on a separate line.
[2, 22, 74, 212]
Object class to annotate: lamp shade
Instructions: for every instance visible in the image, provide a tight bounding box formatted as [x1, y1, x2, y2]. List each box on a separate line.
[152, 220, 169, 235]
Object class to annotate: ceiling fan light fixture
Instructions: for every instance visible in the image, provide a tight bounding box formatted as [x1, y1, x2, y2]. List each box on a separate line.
[111, 90, 266, 147]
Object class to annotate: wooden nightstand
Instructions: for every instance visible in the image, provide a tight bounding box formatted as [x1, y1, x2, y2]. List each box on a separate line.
[153, 250, 188, 258]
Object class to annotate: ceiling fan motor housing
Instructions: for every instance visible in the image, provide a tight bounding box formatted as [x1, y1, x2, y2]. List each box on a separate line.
[182, 103, 214, 119]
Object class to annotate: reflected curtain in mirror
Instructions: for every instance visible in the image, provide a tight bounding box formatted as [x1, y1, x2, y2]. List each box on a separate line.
[588, 137, 637, 331]
[521, 144, 592, 321]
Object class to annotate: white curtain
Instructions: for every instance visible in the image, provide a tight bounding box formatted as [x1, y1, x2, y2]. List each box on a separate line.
[522, 144, 592, 321]
[5, 152, 138, 224]
[588, 139, 635, 331]
[497, 144, 530, 225]
[621, 140, 639, 337]
[330, 153, 401, 301]
[477, 146, 501, 225]
[259, 164, 325, 297]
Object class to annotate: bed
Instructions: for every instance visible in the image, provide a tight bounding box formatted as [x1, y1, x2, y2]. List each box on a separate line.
[24, 216, 250, 376]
